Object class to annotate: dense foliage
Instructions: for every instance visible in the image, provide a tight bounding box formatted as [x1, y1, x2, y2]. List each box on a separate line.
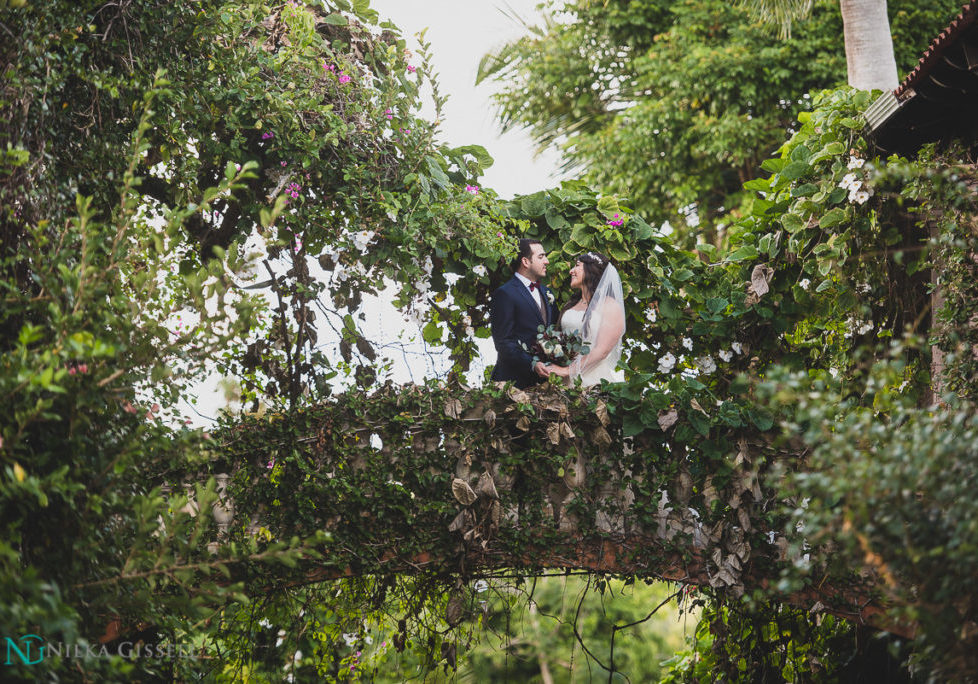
[477, 0, 960, 244]
[5, 0, 978, 681]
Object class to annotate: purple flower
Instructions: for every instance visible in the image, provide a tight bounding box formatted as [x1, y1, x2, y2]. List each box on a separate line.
[465, 185, 479, 194]
[261, 132, 274, 140]
[407, 65, 416, 73]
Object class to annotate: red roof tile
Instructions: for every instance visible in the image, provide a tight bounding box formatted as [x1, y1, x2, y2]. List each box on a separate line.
[895, 2, 978, 97]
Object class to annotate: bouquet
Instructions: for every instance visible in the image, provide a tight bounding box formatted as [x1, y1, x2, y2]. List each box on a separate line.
[522, 324, 589, 367]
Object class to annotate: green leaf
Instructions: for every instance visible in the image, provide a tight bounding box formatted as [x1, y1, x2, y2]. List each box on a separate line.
[778, 161, 810, 182]
[323, 13, 348, 25]
[726, 245, 758, 262]
[781, 213, 804, 233]
[425, 156, 449, 188]
[819, 208, 846, 229]
[520, 193, 548, 217]
[422, 321, 442, 344]
[743, 178, 771, 192]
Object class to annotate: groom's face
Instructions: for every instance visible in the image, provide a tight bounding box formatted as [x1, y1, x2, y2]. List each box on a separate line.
[522, 243, 549, 281]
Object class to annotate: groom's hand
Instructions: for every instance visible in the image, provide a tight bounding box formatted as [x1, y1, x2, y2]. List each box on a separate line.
[534, 361, 550, 378]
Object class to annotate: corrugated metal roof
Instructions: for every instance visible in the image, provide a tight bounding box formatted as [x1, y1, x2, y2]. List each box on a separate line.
[866, 2, 978, 155]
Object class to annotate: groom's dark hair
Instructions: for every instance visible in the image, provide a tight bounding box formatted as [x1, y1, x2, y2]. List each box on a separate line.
[511, 238, 542, 272]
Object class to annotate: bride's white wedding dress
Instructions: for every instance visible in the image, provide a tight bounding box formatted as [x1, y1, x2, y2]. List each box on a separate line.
[560, 308, 624, 386]
[553, 263, 629, 534]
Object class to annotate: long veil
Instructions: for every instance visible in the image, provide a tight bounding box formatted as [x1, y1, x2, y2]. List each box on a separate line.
[570, 263, 626, 383]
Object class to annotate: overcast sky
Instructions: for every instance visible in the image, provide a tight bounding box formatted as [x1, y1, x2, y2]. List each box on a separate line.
[370, 0, 567, 197]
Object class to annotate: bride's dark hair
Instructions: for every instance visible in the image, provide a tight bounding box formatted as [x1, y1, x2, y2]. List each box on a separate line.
[558, 251, 610, 324]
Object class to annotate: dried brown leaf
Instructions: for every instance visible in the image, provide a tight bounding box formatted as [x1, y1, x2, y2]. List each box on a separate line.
[547, 422, 561, 445]
[475, 471, 499, 500]
[595, 399, 610, 426]
[451, 478, 477, 506]
[657, 409, 678, 431]
[444, 398, 463, 419]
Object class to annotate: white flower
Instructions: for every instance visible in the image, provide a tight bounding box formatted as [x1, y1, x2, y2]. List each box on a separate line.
[850, 189, 871, 205]
[657, 352, 676, 373]
[719, 350, 733, 362]
[365, 635, 373, 645]
[731, 341, 743, 355]
[681, 337, 693, 351]
[423, 256, 433, 274]
[465, 326, 475, 337]
[352, 230, 374, 252]
[856, 282, 871, 294]
[259, 619, 272, 628]
[474, 579, 489, 593]
[276, 629, 287, 647]
[799, 278, 811, 291]
[856, 320, 873, 335]
[342, 632, 358, 647]
[847, 157, 865, 169]
[546, 291, 555, 304]
[473, 264, 488, 278]
[646, 307, 657, 323]
[839, 173, 859, 191]
[696, 355, 716, 374]
[552, 344, 564, 358]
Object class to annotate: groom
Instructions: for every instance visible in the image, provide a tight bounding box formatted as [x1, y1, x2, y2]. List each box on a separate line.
[490, 239, 556, 389]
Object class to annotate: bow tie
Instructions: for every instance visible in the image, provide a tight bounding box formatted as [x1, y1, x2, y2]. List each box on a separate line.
[528, 281, 541, 291]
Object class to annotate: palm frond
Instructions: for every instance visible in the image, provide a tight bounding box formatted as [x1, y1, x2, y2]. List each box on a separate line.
[739, 0, 814, 39]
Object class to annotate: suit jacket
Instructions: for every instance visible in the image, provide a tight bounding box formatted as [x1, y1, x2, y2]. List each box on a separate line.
[490, 275, 557, 389]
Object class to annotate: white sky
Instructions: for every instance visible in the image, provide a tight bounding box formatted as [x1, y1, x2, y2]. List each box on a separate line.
[370, 0, 567, 197]
[185, 0, 568, 423]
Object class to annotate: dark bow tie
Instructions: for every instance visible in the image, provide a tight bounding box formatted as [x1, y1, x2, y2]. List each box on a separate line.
[528, 281, 541, 291]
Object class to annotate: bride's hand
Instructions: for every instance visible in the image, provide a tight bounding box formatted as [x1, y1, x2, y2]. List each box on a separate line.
[548, 364, 570, 377]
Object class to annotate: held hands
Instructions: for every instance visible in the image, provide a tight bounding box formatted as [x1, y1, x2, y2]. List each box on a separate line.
[542, 363, 571, 378]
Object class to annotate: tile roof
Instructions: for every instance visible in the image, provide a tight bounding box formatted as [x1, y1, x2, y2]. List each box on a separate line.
[896, 1, 978, 98]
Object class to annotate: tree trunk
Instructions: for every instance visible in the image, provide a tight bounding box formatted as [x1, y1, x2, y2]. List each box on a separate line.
[840, 0, 899, 91]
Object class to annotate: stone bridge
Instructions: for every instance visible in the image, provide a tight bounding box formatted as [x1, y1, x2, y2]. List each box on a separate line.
[196, 381, 899, 635]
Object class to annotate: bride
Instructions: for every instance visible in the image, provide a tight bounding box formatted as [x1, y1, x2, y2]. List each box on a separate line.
[546, 251, 625, 385]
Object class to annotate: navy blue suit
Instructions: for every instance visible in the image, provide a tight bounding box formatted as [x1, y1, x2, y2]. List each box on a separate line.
[490, 276, 557, 389]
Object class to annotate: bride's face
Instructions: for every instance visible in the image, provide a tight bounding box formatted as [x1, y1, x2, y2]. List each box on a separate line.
[569, 261, 584, 290]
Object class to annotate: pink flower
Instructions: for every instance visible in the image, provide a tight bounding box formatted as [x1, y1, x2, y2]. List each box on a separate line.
[385, 108, 393, 120]
[281, 161, 287, 167]
[152, 403, 160, 413]
[68, 367, 76, 375]
[606, 213, 624, 227]
[266, 459, 275, 469]
[407, 65, 416, 73]
[339, 73, 352, 84]
[465, 185, 479, 194]
[78, 363, 88, 374]
[323, 62, 335, 72]
[261, 132, 274, 140]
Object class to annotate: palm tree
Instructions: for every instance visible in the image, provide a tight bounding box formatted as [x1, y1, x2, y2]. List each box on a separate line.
[742, 0, 899, 91]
